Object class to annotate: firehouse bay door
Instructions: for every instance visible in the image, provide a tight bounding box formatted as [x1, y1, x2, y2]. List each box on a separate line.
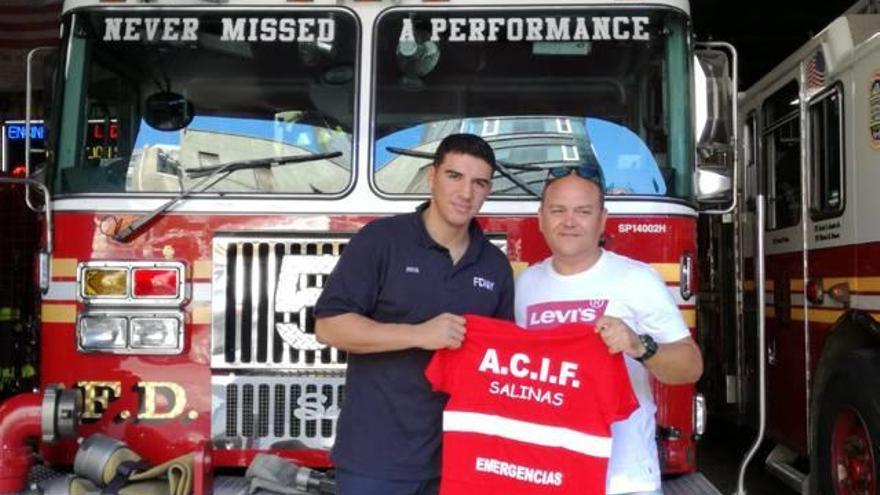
[759, 80, 810, 453]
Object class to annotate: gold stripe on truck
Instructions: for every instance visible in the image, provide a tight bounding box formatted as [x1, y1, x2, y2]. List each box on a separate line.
[52, 258, 78, 279]
[42, 303, 76, 323]
[651, 263, 680, 283]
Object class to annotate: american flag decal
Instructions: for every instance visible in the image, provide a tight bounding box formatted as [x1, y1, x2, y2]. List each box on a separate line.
[806, 49, 826, 90]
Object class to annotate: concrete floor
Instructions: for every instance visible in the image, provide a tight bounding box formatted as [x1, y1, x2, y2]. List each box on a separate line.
[694, 418, 800, 495]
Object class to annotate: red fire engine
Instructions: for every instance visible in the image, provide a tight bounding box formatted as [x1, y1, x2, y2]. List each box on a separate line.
[0, 0, 735, 492]
[699, 1, 880, 493]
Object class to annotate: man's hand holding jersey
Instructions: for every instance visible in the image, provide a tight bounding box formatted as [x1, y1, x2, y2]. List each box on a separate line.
[418, 313, 467, 350]
[595, 315, 703, 385]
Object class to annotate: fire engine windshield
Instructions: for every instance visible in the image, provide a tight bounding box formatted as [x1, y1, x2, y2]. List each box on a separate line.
[373, 8, 694, 200]
[52, 10, 357, 195]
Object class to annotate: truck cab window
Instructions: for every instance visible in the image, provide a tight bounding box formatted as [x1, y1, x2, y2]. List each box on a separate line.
[809, 85, 844, 219]
[53, 11, 357, 196]
[762, 81, 801, 230]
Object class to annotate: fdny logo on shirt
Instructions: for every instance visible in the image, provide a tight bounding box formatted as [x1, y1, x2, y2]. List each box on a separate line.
[473, 276, 495, 291]
[525, 299, 609, 330]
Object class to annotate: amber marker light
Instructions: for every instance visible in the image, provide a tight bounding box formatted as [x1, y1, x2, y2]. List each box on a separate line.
[83, 268, 127, 297]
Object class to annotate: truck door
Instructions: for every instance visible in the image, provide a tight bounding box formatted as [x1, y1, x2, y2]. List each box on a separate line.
[759, 80, 809, 453]
[803, 83, 849, 427]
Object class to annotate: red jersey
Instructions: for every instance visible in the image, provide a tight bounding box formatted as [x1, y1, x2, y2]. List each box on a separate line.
[425, 314, 638, 495]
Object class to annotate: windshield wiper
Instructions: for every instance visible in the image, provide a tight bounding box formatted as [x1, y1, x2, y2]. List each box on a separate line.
[112, 151, 342, 243]
[386, 146, 541, 199]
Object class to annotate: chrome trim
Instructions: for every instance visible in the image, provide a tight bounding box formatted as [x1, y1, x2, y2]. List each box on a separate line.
[211, 235, 348, 371]
[696, 41, 739, 216]
[49, 196, 699, 217]
[76, 310, 184, 355]
[26, 47, 56, 213]
[680, 252, 694, 300]
[736, 192, 767, 495]
[211, 374, 344, 451]
[694, 392, 706, 437]
[764, 444, 808, 494]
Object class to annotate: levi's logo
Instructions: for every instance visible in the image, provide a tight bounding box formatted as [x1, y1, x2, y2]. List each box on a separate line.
[525, 299, 608, 330]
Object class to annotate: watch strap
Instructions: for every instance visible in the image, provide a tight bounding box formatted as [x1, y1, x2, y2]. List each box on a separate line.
[635, 334, 658, 362]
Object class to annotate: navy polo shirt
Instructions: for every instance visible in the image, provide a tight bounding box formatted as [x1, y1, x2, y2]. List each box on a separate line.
[314, 202, 514, 480]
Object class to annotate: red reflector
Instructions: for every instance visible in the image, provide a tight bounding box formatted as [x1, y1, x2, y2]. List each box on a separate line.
[11, 165, 26, 177]
[133, 269, 179, 297]
[806, 279, 822, 304]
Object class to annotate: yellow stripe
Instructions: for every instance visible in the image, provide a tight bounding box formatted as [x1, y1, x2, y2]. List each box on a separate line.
[790, 277, 880, 294]
[42, 303, 76, 323]
[52, 258, 78, 278]
[193, 260, 212, 280]
[743, 280, 774, 291]
[681, 309, 695, 327]
[792, 307, 844, 324]
[191, 303, 211, 325]
[821, 277, 880, 293]
[511, 261, 529, 278]
[651, 263, 680, 283]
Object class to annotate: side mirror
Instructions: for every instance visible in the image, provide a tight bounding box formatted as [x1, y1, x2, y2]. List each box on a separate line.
[695, 43, 737, 213]
[695, 166, 732, 202]
[144, 92, 194, 131]
[695, 141, 735, 203]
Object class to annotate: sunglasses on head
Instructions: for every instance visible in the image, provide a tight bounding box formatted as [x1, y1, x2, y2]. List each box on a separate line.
[546, 165, 605, 190]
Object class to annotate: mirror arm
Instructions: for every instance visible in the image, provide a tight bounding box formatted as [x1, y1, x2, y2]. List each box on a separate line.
[696, 41, 738, 215]
[25, 47, 56, 213]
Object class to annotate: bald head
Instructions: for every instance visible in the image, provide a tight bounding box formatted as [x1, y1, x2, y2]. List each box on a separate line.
[538, 174, 608, 273]
[542, 172, 605, 209]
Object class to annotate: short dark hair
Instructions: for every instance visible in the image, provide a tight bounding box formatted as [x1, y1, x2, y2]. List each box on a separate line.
[433, 133, 497, 171]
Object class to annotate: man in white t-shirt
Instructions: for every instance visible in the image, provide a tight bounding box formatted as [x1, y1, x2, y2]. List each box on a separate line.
[514, 168, 703, 495]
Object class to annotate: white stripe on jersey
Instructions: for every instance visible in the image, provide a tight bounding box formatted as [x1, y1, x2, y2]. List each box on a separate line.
[443, 410, 613, 458]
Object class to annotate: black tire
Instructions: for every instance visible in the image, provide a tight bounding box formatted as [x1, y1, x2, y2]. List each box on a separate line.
[816, 350, 880, 495]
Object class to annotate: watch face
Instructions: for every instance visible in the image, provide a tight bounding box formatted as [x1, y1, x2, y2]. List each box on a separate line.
[637, 334, 658, 362]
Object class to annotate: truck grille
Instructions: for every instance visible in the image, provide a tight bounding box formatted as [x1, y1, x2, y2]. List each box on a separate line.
[211, 375, 344, 450]
[211, 234, 348, 371]
[209, 232, 506, 452]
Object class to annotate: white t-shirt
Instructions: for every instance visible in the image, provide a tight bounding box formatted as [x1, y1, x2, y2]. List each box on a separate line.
[514, 249, 690, 494]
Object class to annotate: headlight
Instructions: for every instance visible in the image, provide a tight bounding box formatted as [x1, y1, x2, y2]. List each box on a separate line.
[130, 317, 181, 350]
[79, 315, 127, 350]
[78, 313, 184, 354]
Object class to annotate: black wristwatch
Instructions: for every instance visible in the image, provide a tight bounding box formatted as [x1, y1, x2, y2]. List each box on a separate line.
[635, 334, 658, 362]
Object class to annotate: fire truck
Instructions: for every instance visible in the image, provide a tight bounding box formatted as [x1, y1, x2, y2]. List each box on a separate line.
[0, 0, 735, 492]
[698, 1, 880, 494]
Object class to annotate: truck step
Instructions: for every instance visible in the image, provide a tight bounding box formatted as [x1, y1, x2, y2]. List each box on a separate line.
[663, 472, 723, 495]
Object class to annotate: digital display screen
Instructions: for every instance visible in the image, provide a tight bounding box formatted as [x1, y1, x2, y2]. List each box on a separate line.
[5, 123, 45, 141]
[3, 120, 119, 172]
[85, 121, 119, 160]
[2, 122, 46, 172]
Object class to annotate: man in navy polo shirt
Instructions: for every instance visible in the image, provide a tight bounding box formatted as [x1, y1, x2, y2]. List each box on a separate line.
[314, 133, 514, 495]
